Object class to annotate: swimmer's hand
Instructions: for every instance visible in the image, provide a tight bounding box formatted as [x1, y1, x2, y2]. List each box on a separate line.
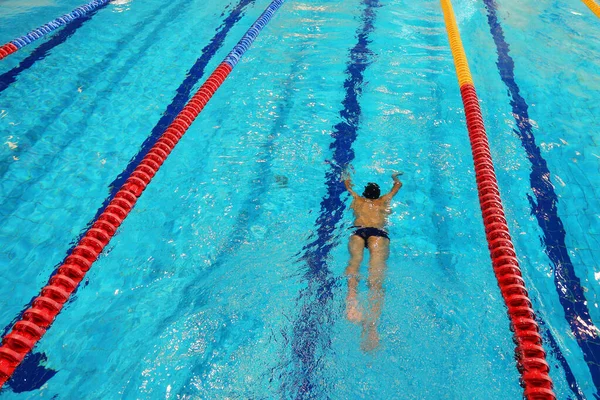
[344, 178, 354, 189]
[341, 166, 354, 182]
[392, 172, 403, 187]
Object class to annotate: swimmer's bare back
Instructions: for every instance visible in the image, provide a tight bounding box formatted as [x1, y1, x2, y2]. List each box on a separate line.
[343, 172, 403, 229]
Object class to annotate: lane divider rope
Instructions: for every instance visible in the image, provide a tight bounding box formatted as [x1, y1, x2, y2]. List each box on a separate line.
[0, 0, 285, 388]
[581, 0, 600, 18]
[439, 0, 556, 399]
[0, 0, 111, 61]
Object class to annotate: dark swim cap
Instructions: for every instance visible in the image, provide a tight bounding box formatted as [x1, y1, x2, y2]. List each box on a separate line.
[363, 183, 380, 199]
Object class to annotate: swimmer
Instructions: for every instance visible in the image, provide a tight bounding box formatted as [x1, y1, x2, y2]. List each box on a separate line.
[342, 170, 402, 351]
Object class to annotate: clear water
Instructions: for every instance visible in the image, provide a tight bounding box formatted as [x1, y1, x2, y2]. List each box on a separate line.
[0, 0, 599, 398]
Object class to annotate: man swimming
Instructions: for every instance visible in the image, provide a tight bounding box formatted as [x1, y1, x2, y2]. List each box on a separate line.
[343, 171, 402, 351]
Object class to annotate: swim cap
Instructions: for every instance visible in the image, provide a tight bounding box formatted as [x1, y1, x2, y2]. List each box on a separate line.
[363, 183, 380, 199]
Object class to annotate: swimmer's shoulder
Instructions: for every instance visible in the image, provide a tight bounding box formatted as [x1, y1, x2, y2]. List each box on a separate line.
[374, 197, 390, 206]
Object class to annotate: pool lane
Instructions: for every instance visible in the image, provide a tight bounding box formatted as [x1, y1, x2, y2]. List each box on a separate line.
[171, 41, 310, 398]
[0, 0, 259, 390]
[0, 0, 187, 179]
[282, 0, 379, 398]
[0, 1, 110, 93]
[482, 0, 600, 396]
[0, 0, 111, 61]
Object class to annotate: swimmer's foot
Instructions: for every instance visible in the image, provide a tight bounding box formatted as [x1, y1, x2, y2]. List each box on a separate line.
[361, 323, 380, 352]
[346, 297, 363, 324]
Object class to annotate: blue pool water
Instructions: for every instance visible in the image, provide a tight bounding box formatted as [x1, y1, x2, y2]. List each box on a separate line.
[1, 0, 599, 398]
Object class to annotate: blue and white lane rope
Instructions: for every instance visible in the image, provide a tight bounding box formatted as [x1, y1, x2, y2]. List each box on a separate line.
[0, 0, 111, 60]
[223, 0, 284, 68]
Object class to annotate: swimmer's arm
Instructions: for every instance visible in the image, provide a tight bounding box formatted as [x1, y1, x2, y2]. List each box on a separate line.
[344, 178, 359, 198]
[382, 172, 403, 200]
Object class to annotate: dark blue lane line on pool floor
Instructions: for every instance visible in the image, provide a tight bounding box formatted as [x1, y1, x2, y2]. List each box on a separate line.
[283, 1, 379, 398]
[0, 0, 255, 392]
[0, 3, 109, 95]
[482, 0, 600, 396]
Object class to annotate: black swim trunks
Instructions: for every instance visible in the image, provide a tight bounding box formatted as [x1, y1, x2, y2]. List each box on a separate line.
[352, 227, 390, 248]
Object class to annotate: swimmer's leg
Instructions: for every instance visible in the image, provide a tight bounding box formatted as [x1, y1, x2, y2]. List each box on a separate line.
[345, 235, 365, 323]
[362, 236, 389, 351]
